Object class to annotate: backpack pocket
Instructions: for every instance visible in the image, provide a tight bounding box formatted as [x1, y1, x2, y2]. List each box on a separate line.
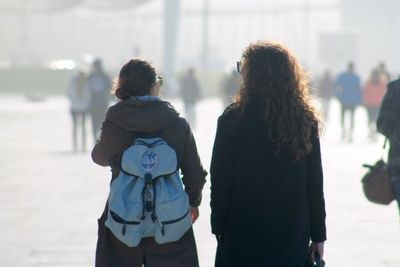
[105, 203, 143, 247]
[154, 193, 192, 244]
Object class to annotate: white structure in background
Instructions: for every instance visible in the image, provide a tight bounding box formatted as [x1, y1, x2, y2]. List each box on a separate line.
[341, 0, 400, 77]
[0, 0, 399, 80]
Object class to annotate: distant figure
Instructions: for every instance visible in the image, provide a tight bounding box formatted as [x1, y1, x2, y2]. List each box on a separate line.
[211, 41, 326, 267]
[362, 69, 386, 140]
[334, 62, 362, 142]
[221, 70, 241, 108]
[377, 78, 400, 216]
[179, 68, 202, 128]
[87, 58, 112, 141]
[66, 70, 91, 152]
[377, 61, 391, 83]
[317, 70, 334, 122]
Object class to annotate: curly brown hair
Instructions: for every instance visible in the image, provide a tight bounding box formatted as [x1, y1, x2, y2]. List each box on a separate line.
[113, 58, 157, 100]
[235, 40, 321, 161]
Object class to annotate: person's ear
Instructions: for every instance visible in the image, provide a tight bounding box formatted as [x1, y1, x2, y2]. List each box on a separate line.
[150, 83, 160, 96]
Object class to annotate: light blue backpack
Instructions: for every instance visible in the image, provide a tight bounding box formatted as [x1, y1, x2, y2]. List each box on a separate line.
[105, 138, 192, 247]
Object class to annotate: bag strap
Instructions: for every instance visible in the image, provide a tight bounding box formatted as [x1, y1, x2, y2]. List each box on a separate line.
[383, 138, 388, 149]
[380, 138, 388, 160]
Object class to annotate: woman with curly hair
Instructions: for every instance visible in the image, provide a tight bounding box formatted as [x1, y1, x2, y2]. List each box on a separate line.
[210, 41, 327, 267]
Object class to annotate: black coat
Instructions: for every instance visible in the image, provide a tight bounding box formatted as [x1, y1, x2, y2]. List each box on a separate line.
[210, 103, 327, 267]
[377, 78, 400, 203]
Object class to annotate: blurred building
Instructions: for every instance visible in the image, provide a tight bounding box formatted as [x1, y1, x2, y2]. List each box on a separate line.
[341, 0, 400, 76]
[0, 0, 399, 95]
[0, 0, 341, 71]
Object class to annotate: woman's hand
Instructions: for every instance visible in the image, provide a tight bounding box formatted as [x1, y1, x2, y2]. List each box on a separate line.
[310, 242, 325, 262]
[190, 206, 199, 224]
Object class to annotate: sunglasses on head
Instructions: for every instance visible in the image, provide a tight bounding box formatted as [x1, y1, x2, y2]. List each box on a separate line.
[236, 61, 242, 73]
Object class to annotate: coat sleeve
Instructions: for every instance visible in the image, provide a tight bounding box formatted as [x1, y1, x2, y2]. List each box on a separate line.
[377, 82, 400, 143]
[210, 116, 235, 235]
[180, 124, 207, 208]
[91, 120, 134, 168]
[91, 120, 112, 167]
[305, 136, 327, 243]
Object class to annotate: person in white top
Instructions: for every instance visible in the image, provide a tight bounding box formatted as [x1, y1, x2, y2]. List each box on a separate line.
[67, 70, 91, 152]
[87, 58, 112, 141]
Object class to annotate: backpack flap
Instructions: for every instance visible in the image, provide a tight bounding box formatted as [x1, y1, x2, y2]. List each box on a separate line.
[121, 138, 178, 179]
[109, 172, 143, 204]
[105, 172, 144, 247]
[154, 177, 192, 244]
[155, 172, 186, 200]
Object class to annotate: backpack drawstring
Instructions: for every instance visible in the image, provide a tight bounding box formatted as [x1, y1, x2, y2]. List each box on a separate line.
[140, 187, 146, 220]
[140, 183, 158, 222]
[151, 182, 158, 222]
[142, 172, 158, 222]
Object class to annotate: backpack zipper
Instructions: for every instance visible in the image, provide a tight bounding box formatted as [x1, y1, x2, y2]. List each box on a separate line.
[110, 210, 140, 236]
[160, 210, 190, 236]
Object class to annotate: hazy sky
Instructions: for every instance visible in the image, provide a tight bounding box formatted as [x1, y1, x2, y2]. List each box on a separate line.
[0, 0, 399, 78]
[144, 0, 339, 10]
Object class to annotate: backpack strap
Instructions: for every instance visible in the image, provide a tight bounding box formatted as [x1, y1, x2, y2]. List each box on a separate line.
[380, 138, 388, 160]
[151, 183, 158, 222]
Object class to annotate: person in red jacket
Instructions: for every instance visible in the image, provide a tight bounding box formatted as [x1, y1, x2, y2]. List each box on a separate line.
[363, 69, 386, 140]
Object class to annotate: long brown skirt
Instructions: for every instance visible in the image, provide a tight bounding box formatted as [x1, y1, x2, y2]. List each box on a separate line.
[95, 209, 199, 267]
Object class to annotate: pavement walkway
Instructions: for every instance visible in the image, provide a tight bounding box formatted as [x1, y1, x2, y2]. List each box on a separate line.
[0, 96, 399, 267]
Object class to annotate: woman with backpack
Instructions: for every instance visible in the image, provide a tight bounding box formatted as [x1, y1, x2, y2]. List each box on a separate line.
[210, 41, 327, 267]
[92, 58, 207, 267]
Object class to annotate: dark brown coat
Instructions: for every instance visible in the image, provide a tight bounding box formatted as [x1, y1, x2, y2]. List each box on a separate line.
[92, 99, 207, 207]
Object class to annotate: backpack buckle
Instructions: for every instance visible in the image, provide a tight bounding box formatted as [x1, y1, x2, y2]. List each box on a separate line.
[144, 172, 154, 212]
[144, 172, 153, 185]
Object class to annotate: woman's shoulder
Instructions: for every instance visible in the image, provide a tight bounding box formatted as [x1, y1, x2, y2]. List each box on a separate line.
[171, 115, 190, 130]
[219, 103, 240, 121]
[382, 79, 400, 105]
[387, 79, 400, 92]
[104, 100, 124, 118]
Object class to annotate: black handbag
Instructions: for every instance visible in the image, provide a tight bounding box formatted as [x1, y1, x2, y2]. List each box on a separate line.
[361, 139, 394, 205]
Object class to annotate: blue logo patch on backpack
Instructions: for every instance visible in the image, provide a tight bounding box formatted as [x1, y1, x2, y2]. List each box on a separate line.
[105, 138, 192, 247]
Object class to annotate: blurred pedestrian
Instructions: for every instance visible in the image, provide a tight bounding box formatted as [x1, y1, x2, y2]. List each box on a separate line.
[377, 61, 391, 83]
[88, 58, 112, 141]
[66, 69, 91, 152]
[210, 41, 326, 267]
[363, 69, 386, 140]
[317, 70, 334, 122]
[221, 69, 241, 108]
[92, 58, 206, 267]
[377, 78, 400, 216]
[179, 68, 202, 128]
[334, 62, 362, 142]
